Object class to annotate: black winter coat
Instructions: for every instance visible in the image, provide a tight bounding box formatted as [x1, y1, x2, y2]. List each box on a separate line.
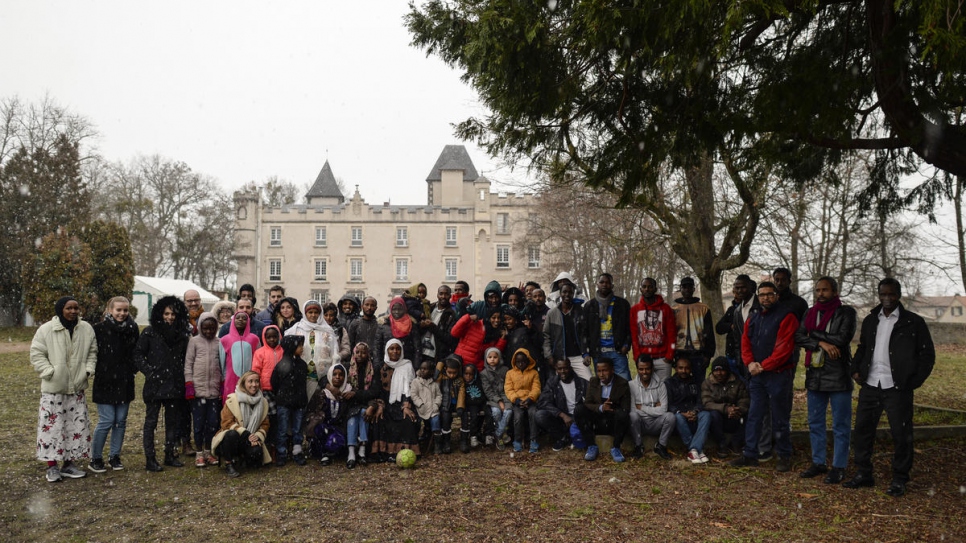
[503, 326, 539, 368]
[537, 374, 588, 417]
[271, 355, 309, 408]
[374, 318, 422, 371]
[795, 304, 857, 393]
[582, 296, 632, 358]
[665, 376, 702, 414]
[92, 316, 140, 404]
[852, 303, 935, 391]
[136, 326, 188, 401]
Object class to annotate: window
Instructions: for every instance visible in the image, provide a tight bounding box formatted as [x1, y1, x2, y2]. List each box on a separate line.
[954, 306, 964, 317]
[396, 226, 408, 247]
[314, 258, 327, 281]
[351, 226, 363, 247]
[315, 226, 327, 247]
[528, 246, 541, 269]
[350, 258, 363, 281]
[445, 226, 457, 246]
[395, 258, 409, 281]
[496, 213, 510, 234]
[270, 226, 282, 246]
[269, 259, 282, 281]
[445, 258, 458, 281]
[310, 290, 329, 304]
[496, 245, 510, 268]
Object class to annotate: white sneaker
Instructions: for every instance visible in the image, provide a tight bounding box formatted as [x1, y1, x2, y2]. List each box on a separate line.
[485, 435, 495, 446]
[698, 452, 709, 463]
[687, 449, 703, 464]
[46, 466, 62, 483]
[470, 436, 480, 448]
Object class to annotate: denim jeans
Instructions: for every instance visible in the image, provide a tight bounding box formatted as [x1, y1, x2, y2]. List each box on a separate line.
[275, 405, 305, 456]
[489, 406, 512, 437]
[807, 389, 852, 469]
[93, 402, 130, 459]
[675, 411, 711, 453]
[743, 369, 793, 459]
[597, 350, 630, 381]
[346, 412, 369, 446]
[421, 414, 441, 433]
[707, 409, 744, 448]
[191, 397, 221, 450]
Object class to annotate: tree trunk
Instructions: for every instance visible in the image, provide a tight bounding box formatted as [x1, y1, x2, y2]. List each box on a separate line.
[956, 175, 966, 294]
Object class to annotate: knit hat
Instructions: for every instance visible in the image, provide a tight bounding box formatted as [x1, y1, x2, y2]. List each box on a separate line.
[710, 356, 729, 373]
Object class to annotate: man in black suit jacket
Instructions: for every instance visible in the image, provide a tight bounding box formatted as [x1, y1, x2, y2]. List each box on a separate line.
[575, 358, 631, 463]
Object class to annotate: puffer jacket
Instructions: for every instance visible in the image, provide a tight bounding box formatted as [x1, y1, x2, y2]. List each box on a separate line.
[451, 313, 507, 372]
[92, 315, 139, 404]
[504, 348, 541, 403]
[185, 312, 222, 399]
[31, 317, 97, 395]
[795, 304, 857, 393]
[701, 372, 750, 416]
[136, 298, 190, 402]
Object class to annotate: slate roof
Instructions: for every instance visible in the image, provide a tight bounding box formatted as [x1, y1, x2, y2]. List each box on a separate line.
[305, 160, 345, 200]
[425, 145, 480, 182]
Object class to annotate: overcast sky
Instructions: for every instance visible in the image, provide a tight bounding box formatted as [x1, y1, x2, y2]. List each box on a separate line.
[0, 1, 530, 203]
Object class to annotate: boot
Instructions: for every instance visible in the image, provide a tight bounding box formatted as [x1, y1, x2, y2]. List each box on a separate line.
[459, 430, 471, 454]
[433, 432, 443, 455]
[182, 440, 196, 456]
[441, 432, 452, 454]
[163, 452, 184, 468]
[145, 456, 164, 472]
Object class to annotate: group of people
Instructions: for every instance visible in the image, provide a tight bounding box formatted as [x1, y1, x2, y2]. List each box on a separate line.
[31, 269, 935, 497]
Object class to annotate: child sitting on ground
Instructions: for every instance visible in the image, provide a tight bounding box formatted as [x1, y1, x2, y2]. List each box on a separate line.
[481, 346, 512, 449]
[270, 335, 309, 466]
[410, 360, 443, 454]
[505, 348, 541, 454]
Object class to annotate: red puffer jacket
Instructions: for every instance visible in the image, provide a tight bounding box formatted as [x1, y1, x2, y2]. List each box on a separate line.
[451, 314, 506, 372]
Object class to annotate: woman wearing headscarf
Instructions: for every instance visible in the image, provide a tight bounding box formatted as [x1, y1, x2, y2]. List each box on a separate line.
[286, 299, 340, 398]
[374, 296, 422, 371]
[343, 342, 378, 468]
[211, 371, 271, 477]
[304, 362, 352, 466]
[365, 339, 420, 462]
[32, 296, 98, 482]
[135, 295, 191, 471]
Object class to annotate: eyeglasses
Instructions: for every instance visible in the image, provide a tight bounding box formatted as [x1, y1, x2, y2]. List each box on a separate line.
[185, 298, 201, 304]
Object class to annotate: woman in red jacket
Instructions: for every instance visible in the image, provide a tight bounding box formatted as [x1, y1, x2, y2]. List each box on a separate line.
[451, 307, 506, 372]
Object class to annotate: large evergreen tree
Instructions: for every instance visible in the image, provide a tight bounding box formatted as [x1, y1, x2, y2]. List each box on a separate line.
[21, 231, 94, 323]
[80, 220, 135, 317]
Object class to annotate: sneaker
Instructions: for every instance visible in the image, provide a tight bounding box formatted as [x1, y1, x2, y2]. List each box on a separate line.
[630, 446, 644, 459]
[512, 441, 523, 453]
[485, 435, 495, 447]
[698, 452, 709, 463]
[776, 457, 792, 472]
[495, 437, 506, 451]
[611, 447, 625, 463]
[470, 436, 480, 448]
[757, 451, 774, 462]
[729, 455, 760, 468]
[799, 463, 828, 478]
[109, 455, 125, 471]
[529, 440, 539, 454]
[60, 463, 86, 479]
[88, 458, 107, 473]
[584, 445, 599, 461]
[319, 456, 331, 466]
[225, 463, 240, 478]
[206, 454, 219, 466]
[46, 466, 63, 483]
[195, 453, 207, 468]
[552, 437, 572, 452]
[687, 449, 703, 464]
[653, 443, 671, 460]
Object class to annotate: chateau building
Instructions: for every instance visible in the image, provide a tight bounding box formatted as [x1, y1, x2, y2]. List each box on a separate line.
[233, 145, 545, 306]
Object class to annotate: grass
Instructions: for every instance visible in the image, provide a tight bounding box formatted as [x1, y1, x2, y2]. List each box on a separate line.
[4, 332, 966, 541]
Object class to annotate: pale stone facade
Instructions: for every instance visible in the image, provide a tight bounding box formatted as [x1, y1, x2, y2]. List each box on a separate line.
[233, 145, 546, 307]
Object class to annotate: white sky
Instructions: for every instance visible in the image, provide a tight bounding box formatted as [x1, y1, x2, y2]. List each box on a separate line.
[0, 1, 532, 203]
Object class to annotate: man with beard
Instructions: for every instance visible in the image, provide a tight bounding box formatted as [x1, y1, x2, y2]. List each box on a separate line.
[419, 285, 458, 363]
[535, 358, 588, 451]
[255, 285, 285, 325]
[630, 277, 677, 381]
[583, 273, 632, 380]
[672, 277, 716, 387]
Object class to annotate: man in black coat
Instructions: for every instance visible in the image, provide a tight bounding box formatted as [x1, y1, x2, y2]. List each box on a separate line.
[583, 273, 632, 381]
[535, 359, 588, 451]
[844, 278, 935, 497]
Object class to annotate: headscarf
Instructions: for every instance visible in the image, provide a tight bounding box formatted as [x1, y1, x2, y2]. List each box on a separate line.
[348, 342, 373, 391]
[196, 311, 218, 334]
[483, 306, 504, 343]
[287, 300, 338, 379]
[234, 371, 266, 436]
[55, 296, 78, 336]
[388, 296, 413, 338]
[324, 363, 352, 421]
[221, 311, 261, 358]
[384, 338, 414, 403]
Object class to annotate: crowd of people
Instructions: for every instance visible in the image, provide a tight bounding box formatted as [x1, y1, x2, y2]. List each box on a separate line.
[30, 269, 935, 497]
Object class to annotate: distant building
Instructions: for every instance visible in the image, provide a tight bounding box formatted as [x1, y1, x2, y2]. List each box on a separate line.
[232, 145, 546, 307]
[904, 294, 966, 323]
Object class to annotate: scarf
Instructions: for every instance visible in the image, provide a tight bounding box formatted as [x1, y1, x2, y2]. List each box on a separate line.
[290, 302, 336, 376]
[348, 342, 373, 391]
[596, 292, 614, 312]
[55, 296, 78, 337]
[384, 338, 414, 404]
[804, 296, 843, 367]
[389, 297, 413, 338]
[324, 363, 353, 420]
[235, 384, 265, 436]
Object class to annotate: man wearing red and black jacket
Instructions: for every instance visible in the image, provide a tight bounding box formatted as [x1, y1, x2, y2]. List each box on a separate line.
[729, 281, 799, 473]
[630, 277, 677, 382]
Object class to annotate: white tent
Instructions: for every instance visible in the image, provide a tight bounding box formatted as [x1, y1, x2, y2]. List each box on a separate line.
[132, 276, 220, 325]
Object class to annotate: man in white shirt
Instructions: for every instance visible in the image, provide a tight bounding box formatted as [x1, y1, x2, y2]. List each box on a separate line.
[844, 278, 935, 497]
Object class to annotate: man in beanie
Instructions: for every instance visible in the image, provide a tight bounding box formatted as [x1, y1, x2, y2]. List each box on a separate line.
[702, 356, 750, 458]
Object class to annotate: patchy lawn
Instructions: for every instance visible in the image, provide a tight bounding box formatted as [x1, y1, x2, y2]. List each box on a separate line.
[2, 338, 966, 542]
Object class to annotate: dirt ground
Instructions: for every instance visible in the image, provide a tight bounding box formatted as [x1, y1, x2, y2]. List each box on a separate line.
[3, 340, 966, 542]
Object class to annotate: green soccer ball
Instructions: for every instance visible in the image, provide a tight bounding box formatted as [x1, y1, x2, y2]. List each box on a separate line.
[396, 448, 417, 469]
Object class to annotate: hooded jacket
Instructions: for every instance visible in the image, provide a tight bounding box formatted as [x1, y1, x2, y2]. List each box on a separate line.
[252, 325, 284, 391]
[542, 300, 588, 362]
[467, 280, 503, 320]
[451, 311, 507, 372]
[184, 312, 223, 399]
[92, 313, 139, 404]
[504, 348, 541, 403]
[136, 296, 190, 402]
[481, 356, 510, 408]
[270, 297, 303, 335]
[31, 313, 98, 396]
[271, 337, 309, 408]
[337, 294, 361, 329]
[630, 294, 676, 360]
[219, 311, 261, 401]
